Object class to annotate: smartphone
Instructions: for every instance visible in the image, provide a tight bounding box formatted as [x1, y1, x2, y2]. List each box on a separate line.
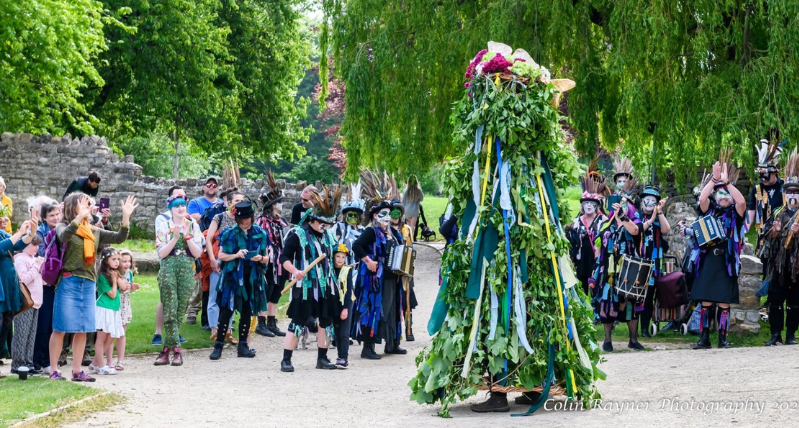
[99, 198, 110, 211]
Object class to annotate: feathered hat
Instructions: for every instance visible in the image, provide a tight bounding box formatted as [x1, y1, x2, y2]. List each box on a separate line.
[309, 185, 343, 225]
[700, 148, 741, 189]
[612, 155, 634, 184]
[756, 138, 788, 174]
[341, 180, 365, 214]
[783, 148, 799, 191]
[579, 158, 606, 205]
[259, 170, 284, 209]
[360, 169, 399, 217]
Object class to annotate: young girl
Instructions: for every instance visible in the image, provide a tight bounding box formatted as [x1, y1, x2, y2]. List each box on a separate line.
[91, 248, 126, 375]
[332, 244, 354, 369]
[115, 250, 140, 370]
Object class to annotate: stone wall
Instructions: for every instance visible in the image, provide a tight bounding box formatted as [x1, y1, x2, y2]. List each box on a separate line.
[0, 133, 322, 234]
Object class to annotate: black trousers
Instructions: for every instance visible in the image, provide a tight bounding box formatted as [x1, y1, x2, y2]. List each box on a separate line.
[640, 285, 656, 334]
[335, 301, 353, 360]
[216, 279, 253, 343]
[769, 269, 799, 336]
[33, 286, 55, 368]
[201, 290, 209, 327]
[378, 277, 400, 350]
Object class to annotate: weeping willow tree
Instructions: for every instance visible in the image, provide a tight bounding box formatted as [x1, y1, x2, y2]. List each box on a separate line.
[321, 1, 799, 182]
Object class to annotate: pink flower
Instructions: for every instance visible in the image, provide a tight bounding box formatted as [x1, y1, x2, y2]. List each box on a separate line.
[464, 49, 488, 80]
[481, 53, 513, 75]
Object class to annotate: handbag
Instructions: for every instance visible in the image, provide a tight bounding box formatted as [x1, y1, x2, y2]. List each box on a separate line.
[9, 251, 35, 315]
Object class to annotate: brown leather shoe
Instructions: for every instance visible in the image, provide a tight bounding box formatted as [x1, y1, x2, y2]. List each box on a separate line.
[225, 331, 238, 345]
[154, 347, 170, 366]
[171, 348, 183, 366]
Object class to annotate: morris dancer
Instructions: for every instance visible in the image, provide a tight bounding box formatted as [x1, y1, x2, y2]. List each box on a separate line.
[209, 202, 269, 360]
[254, 171, 288, 338]
[638, 186, 670, 337]
[592, 156, 645, 352]
[280, 187, 342, 372]
[390, 199, 417, 341]
[568, 168, 608, 319]
[351, 170, 406, 359]
[764, 149, 799, 346]
[690, 153, 746, 349]
[334, 181, 365, 265]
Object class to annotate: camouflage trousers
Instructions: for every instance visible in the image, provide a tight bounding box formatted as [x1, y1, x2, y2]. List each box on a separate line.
[158, 256, 196, 348]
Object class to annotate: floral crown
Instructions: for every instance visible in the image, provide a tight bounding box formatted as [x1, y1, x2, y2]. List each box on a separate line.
[166, 194, 187, 208]
[101, 248, 119, 261]
[335, 243, 349, 254]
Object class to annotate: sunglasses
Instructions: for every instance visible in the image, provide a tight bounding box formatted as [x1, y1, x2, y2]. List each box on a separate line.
[302, 198, 312, 203]
[346, 212, 359, 219]
[206, 182, 218, 188]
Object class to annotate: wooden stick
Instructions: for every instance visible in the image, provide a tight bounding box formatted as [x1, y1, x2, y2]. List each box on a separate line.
[784, 212, 799, 249]
[281, 254, 328, 295]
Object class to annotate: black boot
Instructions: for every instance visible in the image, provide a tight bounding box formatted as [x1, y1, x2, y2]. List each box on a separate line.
[267, 317, 286, 337]
[406, 327, 415, 342]
[209, 341, 224, 360]
[316, 349, 336, 370]
[281, 349, 294, 372]
[385, 339, 407, 355]
[255, 316, 275, 337]
[514, 391, 542, 405]
[786, 333, 798, 345]
[470, 392, 510, 413]
[765, 333, 783, 347]
[237, 342, 256, 358]
[692, 306, 712, 349]
[717, 308, 731, 348]
[360, 341, 381, 360]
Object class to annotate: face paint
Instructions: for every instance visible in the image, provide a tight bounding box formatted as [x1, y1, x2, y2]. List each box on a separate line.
[615, 177, 627, 190]
[274, 203, 283, 212]
[715, 188, 733, 206]
[582, 202, 597, 215]
[346, 211, 360, 225]
[642, 196, 657, 213]
[375, 209, 391, 226]
[390, 209, 402, 220]
[786, 191, 799, 207]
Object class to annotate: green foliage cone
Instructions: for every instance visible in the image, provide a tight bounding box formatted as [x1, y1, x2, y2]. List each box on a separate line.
[408, 51, 602, 417]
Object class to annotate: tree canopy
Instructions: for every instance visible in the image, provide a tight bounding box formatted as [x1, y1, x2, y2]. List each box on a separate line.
[323, 1, 799, 182]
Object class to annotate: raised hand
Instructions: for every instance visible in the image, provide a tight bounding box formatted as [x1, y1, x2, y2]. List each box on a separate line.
[712, 162, 721, 182]
[120, 195, 139, 218]
[720, 163, 729, 183]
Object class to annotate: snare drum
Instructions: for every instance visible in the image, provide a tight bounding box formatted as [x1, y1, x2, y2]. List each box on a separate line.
[616, 255, 654, 301]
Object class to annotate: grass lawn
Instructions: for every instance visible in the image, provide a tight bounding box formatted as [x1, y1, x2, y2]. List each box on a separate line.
[122, 274, 289, 355]
[116, 239, 156, 254]
[0, 377, 98, 427]
[595, 318, 772, 349]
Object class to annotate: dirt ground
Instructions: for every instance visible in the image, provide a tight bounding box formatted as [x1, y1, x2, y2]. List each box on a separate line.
[66, 244, 799, 428]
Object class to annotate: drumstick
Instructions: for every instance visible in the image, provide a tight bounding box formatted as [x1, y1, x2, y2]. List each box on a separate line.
[281, 254, 328, 295]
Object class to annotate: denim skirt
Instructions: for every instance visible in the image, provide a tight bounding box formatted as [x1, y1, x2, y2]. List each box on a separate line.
[53, 275, 97, 333]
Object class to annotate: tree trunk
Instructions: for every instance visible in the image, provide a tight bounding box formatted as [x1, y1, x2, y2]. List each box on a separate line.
[172, 130, 180, 179]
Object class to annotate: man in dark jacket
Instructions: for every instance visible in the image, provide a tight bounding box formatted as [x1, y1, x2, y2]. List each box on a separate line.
[63, 171, 101, 201]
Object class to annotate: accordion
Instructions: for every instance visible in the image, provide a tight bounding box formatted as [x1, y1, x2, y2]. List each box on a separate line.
[692, 215, 726, 248]
[387, 244, 417, 276]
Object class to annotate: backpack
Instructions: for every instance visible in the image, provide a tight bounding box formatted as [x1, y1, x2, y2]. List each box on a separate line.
[199, 203, 226, 232]
[41, 228, 67, 286]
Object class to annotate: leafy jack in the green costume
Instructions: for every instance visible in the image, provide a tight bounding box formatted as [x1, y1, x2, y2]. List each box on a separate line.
[409, 42, 604, 417]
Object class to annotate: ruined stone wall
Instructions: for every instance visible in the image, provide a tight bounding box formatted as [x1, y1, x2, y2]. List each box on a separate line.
[0, 132, 322, 234]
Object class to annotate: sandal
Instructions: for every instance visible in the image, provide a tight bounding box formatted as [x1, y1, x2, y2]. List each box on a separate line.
[225, 331, 238, 345]
[115, 361, 125, 371]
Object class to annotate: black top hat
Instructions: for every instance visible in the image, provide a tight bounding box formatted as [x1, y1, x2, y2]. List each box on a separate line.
[234, 201, 255, 219]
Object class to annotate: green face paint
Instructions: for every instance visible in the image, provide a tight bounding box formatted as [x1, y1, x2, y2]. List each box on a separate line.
[346, 212, 360, 225]
[390, 209, 402, 219]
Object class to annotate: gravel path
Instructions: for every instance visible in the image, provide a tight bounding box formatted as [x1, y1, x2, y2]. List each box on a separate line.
[68, 244, 799, 427]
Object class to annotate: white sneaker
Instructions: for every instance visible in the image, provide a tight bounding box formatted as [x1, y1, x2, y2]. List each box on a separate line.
[97, 365, 117, 375]
[42, 366, 51, 375]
